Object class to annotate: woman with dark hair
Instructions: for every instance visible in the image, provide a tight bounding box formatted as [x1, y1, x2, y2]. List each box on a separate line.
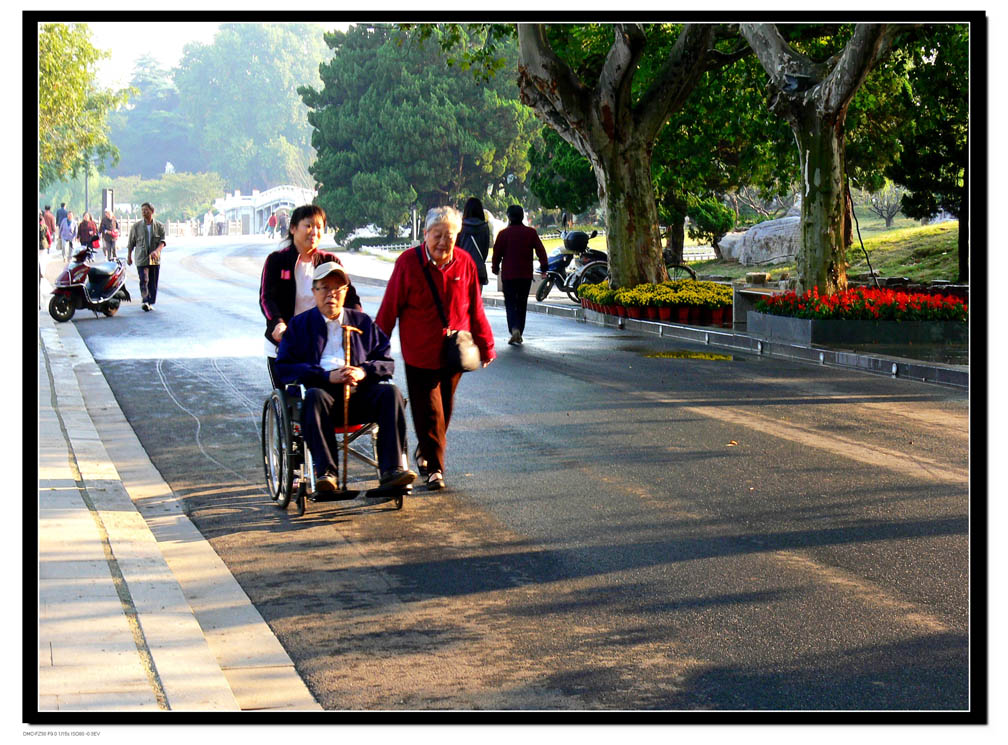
[456, 197, 491, 287]
[259, 204, 360, 375]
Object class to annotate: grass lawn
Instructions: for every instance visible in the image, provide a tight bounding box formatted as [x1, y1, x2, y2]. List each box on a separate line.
[690, 217, 961, 284]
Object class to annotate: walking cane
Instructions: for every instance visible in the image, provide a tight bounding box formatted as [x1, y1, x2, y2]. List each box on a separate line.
[341, 324, 362, 491]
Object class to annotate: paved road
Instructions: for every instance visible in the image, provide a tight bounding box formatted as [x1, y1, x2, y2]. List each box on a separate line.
[72, 237, 970, 710]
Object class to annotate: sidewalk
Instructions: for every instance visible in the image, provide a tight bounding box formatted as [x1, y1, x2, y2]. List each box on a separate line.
[36, 306, 321, 713]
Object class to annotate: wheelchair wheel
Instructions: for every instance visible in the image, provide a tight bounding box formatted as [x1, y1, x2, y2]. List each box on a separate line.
[261, 390, 294, 509]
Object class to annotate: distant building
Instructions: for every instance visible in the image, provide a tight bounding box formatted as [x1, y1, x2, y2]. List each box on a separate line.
[213, 185, 316, 235]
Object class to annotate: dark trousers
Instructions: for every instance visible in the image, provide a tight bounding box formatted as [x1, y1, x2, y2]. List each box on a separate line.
[303, 382, 408, 478]
[138, 264, 160, 304]
[501, 277, 532, 334]
[404, 364, 462, 475]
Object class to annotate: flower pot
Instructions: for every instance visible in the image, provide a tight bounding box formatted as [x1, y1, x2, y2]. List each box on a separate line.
[658, 306, 673, 321]
[676, 306, 690, 324]
[710, 307, 724, 327]
[722, 305, 733, 327]
[645, 306, 659, 320]
[627, 307, 643, 319]
[616, 305, 627, 318]
[688, 306, 701, 325]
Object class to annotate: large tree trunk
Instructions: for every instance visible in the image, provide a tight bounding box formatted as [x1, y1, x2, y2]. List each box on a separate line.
[593, 142, 666, 285]
[516, 23, 714, 288]
[741, 24, 888, 294]
[794, 112, 849, 293]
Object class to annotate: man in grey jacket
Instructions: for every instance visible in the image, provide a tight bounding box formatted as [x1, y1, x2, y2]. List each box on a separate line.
[127, 202, 166, 312]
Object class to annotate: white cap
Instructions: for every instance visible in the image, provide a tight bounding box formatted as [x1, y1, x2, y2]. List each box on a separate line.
[312, 261, 349, 285]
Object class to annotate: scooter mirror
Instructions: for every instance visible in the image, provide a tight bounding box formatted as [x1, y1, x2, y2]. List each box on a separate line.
[589, 230, 598, 238]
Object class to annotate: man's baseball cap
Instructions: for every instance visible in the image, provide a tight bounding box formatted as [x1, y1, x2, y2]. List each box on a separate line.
[312, 261, 349, 285]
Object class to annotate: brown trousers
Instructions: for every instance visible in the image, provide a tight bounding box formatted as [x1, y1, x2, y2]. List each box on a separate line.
[404, 364, 462, 475]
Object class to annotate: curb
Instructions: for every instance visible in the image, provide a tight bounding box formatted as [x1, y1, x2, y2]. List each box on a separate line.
[37, 312, 322, 712]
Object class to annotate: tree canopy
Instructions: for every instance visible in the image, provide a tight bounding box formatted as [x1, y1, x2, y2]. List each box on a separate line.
[38, 23, 129, 189]
[301, 24, 538, 237]
[885, 24, 969, 281]
[527, 128, 598, 215]
[173, 23, 331, 192]
[106, 55, 200, 179]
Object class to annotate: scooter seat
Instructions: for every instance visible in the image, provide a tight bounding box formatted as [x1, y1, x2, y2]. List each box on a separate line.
[87, 262, 117, 283]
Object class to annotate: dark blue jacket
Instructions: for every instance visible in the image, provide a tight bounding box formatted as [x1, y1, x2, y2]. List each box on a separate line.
[275, 306, 394, 389]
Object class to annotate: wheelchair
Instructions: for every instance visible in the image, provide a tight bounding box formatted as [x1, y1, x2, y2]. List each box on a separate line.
[260, 357, 407, 515]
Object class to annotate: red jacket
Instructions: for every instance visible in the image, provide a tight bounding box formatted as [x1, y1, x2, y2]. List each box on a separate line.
[376, 244, 496, 370]
[491, 223, 549, 280]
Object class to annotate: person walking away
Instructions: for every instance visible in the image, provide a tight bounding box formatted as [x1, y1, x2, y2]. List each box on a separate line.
[77, 212, 99, 253]
[42, 206, 57, 253]
[99, 209, 119, 259]
[58, 210, 77, 261]
[267, 212, 277, 238]
[54, 203, 67, 258]
[491, 205, 549, 346]
[456, 197, 491, 288]
[277, 211, 288, 237]
[127, 202, 166, 312]
[375, 206, 495, 491]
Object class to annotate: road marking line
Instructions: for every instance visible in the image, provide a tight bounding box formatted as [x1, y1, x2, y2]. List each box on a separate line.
[770, 549, 951, 633]
[684, 404, 969, 486]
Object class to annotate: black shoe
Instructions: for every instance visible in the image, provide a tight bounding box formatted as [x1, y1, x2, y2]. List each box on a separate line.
[142, 302, 151, 312]
[413, 446, 429, 478]
[379, 468, 417, 489]
[425, 471, 445, 491]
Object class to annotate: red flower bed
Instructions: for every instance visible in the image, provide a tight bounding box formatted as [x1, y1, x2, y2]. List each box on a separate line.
[754, 286, 968, 323]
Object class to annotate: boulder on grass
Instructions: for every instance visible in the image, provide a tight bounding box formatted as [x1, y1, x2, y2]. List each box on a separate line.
[736, 216, 800, 266]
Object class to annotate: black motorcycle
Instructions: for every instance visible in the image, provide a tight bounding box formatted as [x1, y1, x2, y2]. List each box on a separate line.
[536, 230, 609, 303]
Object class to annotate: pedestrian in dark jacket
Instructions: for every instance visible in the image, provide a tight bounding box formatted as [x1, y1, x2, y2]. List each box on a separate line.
[491, 204, 549, 346]
[456, 197, 491, 287]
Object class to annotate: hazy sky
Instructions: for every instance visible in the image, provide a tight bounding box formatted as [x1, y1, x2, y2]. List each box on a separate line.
[87, 22, 222, 90]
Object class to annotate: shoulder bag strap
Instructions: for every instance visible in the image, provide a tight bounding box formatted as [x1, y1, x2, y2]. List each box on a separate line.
[469, 234, 484, 258]
[416, 245, 449, 330]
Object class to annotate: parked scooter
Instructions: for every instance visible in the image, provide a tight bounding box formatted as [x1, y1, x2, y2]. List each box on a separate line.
[536, 230, 609, 303]
[48, 236, 131, 322]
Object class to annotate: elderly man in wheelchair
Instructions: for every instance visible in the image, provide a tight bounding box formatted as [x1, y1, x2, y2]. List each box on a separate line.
[263, 261, 416, 510]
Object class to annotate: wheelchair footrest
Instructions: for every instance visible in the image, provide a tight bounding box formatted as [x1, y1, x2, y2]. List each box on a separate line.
[309, 488, 361, 502]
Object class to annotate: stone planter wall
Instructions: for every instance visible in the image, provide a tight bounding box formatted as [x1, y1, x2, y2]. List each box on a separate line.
[747, 311, 968, 346]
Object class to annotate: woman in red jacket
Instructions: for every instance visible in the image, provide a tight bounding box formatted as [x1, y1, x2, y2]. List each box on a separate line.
[376, 206, 495, 491]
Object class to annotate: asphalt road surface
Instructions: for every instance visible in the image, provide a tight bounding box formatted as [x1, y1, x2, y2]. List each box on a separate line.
[70, 237, 971, 711]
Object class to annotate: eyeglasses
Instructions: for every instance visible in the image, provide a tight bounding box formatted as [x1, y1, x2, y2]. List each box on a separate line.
[313, 285, 348, 296]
